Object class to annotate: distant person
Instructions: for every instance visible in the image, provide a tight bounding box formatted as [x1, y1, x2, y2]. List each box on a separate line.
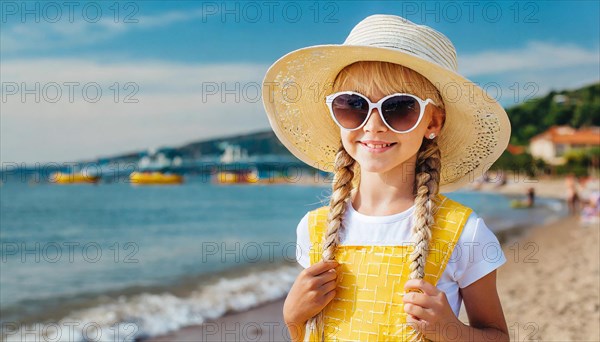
[580, 190, 600, 227]
[566, 173, 580, 215]
[526, 187, 535, 207]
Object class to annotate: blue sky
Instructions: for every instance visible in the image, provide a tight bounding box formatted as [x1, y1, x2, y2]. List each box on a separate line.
[1, 0, 599, 164]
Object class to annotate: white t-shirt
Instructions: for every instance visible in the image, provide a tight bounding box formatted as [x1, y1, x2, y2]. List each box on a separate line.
[295, 199, 507, 317]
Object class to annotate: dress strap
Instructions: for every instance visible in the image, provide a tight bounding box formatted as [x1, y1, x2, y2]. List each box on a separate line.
[308, 206, 329, 265]
[424, 194, 473, 285]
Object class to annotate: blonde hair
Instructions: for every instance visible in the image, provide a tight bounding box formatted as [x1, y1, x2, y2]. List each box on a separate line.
[306, 61, 445, 341]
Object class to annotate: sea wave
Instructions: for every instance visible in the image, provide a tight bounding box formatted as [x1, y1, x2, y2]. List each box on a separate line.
[2, 263, 300, 342]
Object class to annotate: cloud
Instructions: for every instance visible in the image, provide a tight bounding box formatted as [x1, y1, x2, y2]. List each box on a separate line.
[135, 7, 208, 28]
[455, 41, 599, 108]
[0, 7, 210, 53]
[459, 41, 599, 76]
[1, 59, 269, 164]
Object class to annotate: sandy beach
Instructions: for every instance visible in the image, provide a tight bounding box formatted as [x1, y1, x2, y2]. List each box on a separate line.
[485, 215, 599, 341]
[475, 175, 579, 200]
[147, 177, 600, 342]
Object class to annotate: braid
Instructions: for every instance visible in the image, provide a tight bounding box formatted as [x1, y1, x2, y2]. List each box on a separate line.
[408, 137, 442, 280]
[305, 143, 355, 342]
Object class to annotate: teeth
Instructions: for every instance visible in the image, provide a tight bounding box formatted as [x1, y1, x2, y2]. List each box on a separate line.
[365, 143, 392, 148]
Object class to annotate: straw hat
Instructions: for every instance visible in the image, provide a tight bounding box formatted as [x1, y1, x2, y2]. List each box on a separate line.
[261, 14, 510, 193]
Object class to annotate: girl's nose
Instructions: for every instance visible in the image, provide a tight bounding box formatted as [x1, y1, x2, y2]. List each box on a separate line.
[363, 109, 388, 133]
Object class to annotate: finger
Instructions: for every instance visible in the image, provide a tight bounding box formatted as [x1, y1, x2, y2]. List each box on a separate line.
[319, 279, 338, 293]
[306, 259, 339, 276]
[404, 279, 437, 296]
[315, 268, 337, 284]
[404, 302, 428, 319]
[323, 288, 337, 303]
[403, 291, 431, 309]
[307, 259, 339, 276]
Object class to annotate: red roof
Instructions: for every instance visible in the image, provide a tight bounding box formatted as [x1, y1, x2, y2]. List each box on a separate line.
[530, 125, 600, 145]
[506, 144, 525, 154]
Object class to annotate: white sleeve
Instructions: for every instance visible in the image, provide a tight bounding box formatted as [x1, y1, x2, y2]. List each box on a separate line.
[450, 212, 507, 288]
[295, 212, 311, 269]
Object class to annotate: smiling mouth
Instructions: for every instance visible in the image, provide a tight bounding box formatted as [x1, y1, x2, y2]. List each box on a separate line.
[359, 142, 397, 149]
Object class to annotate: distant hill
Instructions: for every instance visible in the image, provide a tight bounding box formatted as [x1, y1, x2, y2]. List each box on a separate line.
[99, 129, 298, 164]
[507, 82, 600, 146]
[178, 130, 293, 158]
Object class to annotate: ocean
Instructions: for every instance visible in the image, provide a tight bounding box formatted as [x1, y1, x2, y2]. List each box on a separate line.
[0, 177, 565, 341]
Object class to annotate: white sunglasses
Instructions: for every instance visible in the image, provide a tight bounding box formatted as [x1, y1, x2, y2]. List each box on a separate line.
[325, 91, 437, 134]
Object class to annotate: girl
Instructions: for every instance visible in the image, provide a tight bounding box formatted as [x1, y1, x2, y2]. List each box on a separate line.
[262, 14, 511, 342]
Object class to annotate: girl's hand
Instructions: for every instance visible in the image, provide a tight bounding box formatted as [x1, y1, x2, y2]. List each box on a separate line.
[283, 260, 339, 327]
[403, 279, 463, 342]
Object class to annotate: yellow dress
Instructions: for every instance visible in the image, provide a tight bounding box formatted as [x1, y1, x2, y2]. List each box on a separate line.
[307, 193, 472, 341]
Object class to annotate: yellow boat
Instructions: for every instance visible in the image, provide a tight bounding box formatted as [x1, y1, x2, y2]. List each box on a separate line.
[215, 170, 293, 185]
[52, 172, 99, 184]
[216, 171, 258, 184]
[130, 171, 183, 185]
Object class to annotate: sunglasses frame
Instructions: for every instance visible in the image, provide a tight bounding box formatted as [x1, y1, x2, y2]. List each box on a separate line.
[325, 91, 437, 134]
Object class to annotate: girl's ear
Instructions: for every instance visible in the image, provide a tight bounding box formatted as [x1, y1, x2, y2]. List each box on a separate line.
[426, 107, 445, 138]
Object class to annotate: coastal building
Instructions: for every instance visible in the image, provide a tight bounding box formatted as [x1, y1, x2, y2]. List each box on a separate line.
[506, 143, 525, 155]
[529, 125, 600, 165]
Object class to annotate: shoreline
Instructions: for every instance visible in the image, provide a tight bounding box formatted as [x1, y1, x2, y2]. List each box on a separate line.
[147, 213, 599, 342]
[147, 177, 599, 341]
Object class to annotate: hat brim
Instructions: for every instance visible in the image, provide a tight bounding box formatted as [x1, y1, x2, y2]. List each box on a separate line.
[262, 44, 510, 193]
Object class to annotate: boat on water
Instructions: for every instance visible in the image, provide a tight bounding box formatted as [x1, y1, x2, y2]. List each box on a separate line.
[129, 171, 183, 185]
[214, 169, 291, 185]
[216, 170, 258, 184]
[129, 147, 184, 185]
[52, 172, 99, 184]
[216, 144, 256, 184]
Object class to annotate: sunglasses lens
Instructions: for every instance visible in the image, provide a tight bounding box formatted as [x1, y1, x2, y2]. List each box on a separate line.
[381, 95, 421, 132]
[331, 94, 369, 129]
